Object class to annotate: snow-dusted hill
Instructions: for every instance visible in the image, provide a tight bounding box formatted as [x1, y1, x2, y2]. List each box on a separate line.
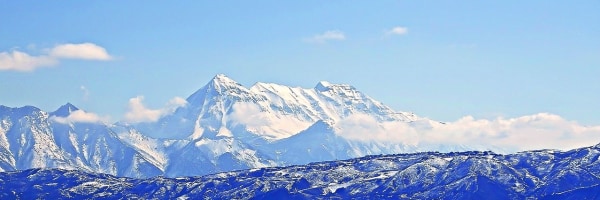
[0, 74, 518, 177]
[3, 144, 600, 199]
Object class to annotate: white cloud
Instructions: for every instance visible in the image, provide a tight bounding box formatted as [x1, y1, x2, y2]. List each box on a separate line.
[166, 96, 188, 109]
[305, 30, 346, 43]
[123, 96, 187, 123]
[124, 96, 162, 123]
[228, 103, 270, 127]
[49, 43, 112, 60]
[335, 113, 421, 146]
[335, 113, 600, 152]
[228, 102, 312, 139]
[51, 110, 106, 124]
[0, 50, 57, 71]
[386, 26, 408, 35]
[0, 43, 113, 72]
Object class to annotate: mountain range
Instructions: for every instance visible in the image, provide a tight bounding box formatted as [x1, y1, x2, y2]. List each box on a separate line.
[3, 143, 600, 199]
[0, 74, 547, 177]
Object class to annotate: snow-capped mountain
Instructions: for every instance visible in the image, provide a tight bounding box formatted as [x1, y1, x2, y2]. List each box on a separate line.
[3, 143, 600, 199]
[0, 74, 495, 177]
[0, 104, 163, 177]
[140, 74, 421, 140]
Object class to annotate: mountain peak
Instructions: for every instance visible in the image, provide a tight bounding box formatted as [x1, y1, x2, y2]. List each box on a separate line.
[203, 74, 247, 94]
[315, 81, 332, 91]
[210, 74, 239, 86]
[50, 103, 80, 117]
[315, 81, 356, 93]
[186, 74, 253, 104]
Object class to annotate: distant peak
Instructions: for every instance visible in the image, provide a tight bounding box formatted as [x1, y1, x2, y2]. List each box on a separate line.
[51, 103, 80, 117]
[211, 74, 236, 83]
[64, 102, 77, 108]
[206, 74, 244, 89]
[315, 81, 332, 91]
[317, 81, 332, 87]
[61, 103, 79, 111]
[187, 74, 251, 103]
[213, 74, 227, 79]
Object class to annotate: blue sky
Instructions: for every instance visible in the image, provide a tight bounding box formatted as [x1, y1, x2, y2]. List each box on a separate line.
[1, 1, 599, 125]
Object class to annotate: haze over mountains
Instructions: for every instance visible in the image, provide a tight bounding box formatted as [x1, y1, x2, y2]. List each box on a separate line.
[1, 74, 599, 177]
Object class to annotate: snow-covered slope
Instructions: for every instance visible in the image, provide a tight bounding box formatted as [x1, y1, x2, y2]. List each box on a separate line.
[0, 105, 71, 171]
[3, 144, 600, 199]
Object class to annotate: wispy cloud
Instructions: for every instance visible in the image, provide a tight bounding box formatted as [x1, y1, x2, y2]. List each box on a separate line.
[305, 30, 346, 43]
[335, 113, 600, 152]
[51, 110, 107, 124]
[123, 96, 187, 123]
[386, 26, 408, 36]
[80, 85, 90, 101]
[0, 42, 113, 72]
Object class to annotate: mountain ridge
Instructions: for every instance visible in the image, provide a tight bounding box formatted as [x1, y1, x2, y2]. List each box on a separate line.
[3, 143, 600, 199]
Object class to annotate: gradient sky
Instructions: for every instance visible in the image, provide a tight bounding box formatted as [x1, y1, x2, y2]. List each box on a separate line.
[1, 1, 599, 125]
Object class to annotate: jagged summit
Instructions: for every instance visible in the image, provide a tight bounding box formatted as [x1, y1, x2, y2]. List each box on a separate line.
[314, 81, 332, 91]
[194, 74, 362, 98]
[50, 103, 79, 117]
[186, 74, 254, 104]
[315, 81, 331, 92]
[204, 74, 247, 94]
[314, 80, 359, 96]
[209, 74, 241, 88]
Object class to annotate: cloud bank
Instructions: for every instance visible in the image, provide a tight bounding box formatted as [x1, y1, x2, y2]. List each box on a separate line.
[124, 96, 187, 123]
[335, 113, 600, 152]
[51, 110, 107, 124]
[305, 30, 346, 43]
[0, 43, 113, 72]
